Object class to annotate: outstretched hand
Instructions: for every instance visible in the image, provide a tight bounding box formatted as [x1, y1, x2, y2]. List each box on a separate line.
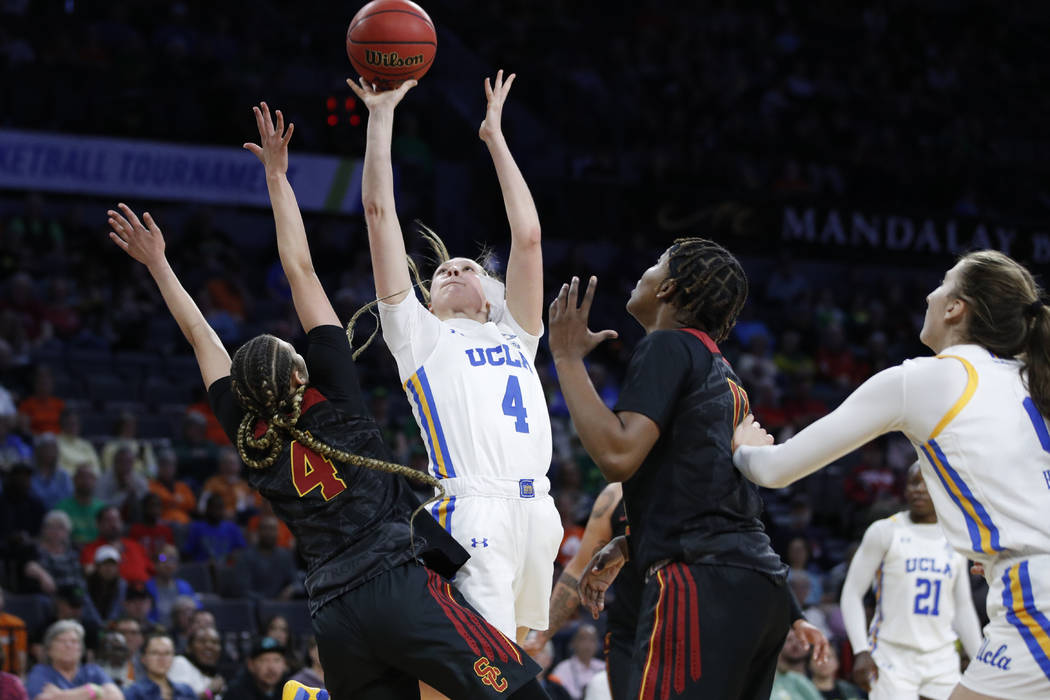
[479, 69, 515, 144]
[578, 536, 628, 619]
[548, 276, 618, 364]
[346, 76, 417, 114]
[792, 619, 830, 666]
[243, 101, 293, 175]
[107, 203, 166, 269]
[732, 413, 774, 452]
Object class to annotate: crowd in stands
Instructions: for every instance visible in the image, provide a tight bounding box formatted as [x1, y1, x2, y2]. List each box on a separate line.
[0, 0, 1025, 697]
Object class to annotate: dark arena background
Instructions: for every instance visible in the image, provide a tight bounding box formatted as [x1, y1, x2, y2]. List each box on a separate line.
[1, 0, 1047, 696]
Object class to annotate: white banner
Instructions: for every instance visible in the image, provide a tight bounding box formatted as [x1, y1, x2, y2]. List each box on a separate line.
[0, 129, 363, 213]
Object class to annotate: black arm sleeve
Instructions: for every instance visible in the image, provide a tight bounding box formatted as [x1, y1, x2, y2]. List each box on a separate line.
[304, 325, 370, 417]
[613, 330, 706, 431]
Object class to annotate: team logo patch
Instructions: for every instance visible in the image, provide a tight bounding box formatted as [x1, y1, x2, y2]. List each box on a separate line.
[474, 657, 508, 692]
[519, 479, 535, 498]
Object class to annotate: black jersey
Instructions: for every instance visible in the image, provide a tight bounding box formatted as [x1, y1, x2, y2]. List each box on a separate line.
[614, 328, 787, 581]
[209, 325, 467, 613]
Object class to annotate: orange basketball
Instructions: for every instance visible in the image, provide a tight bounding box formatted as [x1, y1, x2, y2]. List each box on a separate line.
[346, 0, 437, 91]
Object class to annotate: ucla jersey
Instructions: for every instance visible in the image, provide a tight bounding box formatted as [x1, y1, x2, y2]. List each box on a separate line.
[378, 294, 552, 485]
[867, 512, 968, 653]
[906, 345, 1050, 564]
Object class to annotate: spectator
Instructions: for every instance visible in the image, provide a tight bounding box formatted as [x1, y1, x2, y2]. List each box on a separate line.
[532, 641, 571, 700]
[111, 617, 146, 679]
[788, 570, 831, 640]
[0, 643, 28, 700]
[769, 628, 822, 700]
[17, 367, 63, 436]
[80, 506, 152, 584]
[86, 546, 126, 622]
[127, 494, 174, 562]
[119, 587, 153, 629]
[843, 442, 899, 508]
[786, 537, 825, 607]
[199, 448, 254, 522]
[807, 645, 863, 699]
[183, 492, 245, 564]
[123, 633, 195, 700]
[100, 412, 157, 477]
[0, 463, 46, 544]
[55, 410, 101, 476]
[549, 625, 604, 700]
[583, 671, 610, 700]
[145, 546, 199, 627]
[169, 597, 198, 655]
[21, 511, 83, 595]
[171, 414, 218, 489]
[54, 465, 105, 547]
[185, 390, 229, 447]
[96, 630, 133, 688]
[287, 637, 323, 692]
[28, 434, 71, 510]
[224, 637, 286, 700]
[243, 500, 293, 550]
[0, 587, 27, 678]
[169, 627, 225, 700]
[231, 516, 299, 600]
[148, 450, 195, 526]
[24, 620, 121, 700]
[0, 413, 32, 471]
[37, 585, 101, 657]
[95, 445, 149, 514]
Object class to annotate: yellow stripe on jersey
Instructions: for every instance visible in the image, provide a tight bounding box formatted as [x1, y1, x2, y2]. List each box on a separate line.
[921, 441, 999, 553]
[404, 371, 454, 479]
[928, 354, 978, 440]
[1006, 564, 1050, 672]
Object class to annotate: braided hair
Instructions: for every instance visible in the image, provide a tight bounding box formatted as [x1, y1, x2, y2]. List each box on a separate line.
[229, 334, 444, 540]
[664, 237, 748, 342]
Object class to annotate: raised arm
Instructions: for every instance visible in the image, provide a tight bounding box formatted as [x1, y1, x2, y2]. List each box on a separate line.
[243, 102, 338, 333]
[479, 71, 543, 334]
[107, 204, 230, 387]
[347, 78, 417, 304]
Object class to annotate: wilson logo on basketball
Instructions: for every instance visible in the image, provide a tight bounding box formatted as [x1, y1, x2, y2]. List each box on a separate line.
[473, 657, 508, 692]
[364, 49, 425, 68]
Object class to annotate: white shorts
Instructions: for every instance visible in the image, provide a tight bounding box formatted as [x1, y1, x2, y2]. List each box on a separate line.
[961, 556, 1050, 700]
[430, 476, 563, 640]
[870, 639, 960, 700]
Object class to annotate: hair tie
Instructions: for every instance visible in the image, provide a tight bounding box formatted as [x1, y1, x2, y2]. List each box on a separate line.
[1026, 299, 1044, 318]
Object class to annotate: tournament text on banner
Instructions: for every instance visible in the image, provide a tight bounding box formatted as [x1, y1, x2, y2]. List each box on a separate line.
[0, 129, 364, 214]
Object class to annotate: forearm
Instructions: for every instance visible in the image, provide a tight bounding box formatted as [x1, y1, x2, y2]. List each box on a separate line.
[954, 574, 983, 657]
[540, 572, 581, 640]
[486, 136, 540, 245]
[361, 110, 411, 299]
[265, 172, 314, 279]
[554, 358, 633, 480]
[148, 260, 216, 349]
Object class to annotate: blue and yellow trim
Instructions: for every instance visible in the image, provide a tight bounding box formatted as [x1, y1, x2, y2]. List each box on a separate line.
[431, 495, 457, 533]
[869, 562, 884, 651]
[929, 354, 978, 440]
[404, 367, 456, 479]
[1002, 561, 1050, 681]
[920, 440, 1003, 554]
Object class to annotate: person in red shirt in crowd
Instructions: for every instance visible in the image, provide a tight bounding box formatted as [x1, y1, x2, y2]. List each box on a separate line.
[81, 506, 152, 584]
[17, 366, 64, 435]
[148, 449, 196, 526]
[128, 493, 175, 562]
[185, 388, 230, 446]
[843, 441, 900, 507]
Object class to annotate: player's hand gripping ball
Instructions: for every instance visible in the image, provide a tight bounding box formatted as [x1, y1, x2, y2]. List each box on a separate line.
[346, 0, 437, 91]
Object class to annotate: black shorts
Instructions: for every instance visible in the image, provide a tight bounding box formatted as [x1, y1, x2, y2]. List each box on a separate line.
[627, 562, 791, 700]
[312, 562, 540, 700]
[605, 621, 634, 700]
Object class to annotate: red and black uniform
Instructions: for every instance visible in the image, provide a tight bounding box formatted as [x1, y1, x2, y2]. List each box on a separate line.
[209, 326, 542, 699]
[615, 328, 795, 700]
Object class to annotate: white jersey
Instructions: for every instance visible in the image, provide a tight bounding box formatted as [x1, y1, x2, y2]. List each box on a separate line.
[378, 293, 553, 486]
[841, 511, 978, 655]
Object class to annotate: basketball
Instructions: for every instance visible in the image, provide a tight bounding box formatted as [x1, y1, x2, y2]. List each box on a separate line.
[346, 0, 437, 91]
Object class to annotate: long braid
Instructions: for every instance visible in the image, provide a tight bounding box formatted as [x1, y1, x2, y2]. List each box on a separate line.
[666, 237, 748, 342]
[230, 333, 445, 547]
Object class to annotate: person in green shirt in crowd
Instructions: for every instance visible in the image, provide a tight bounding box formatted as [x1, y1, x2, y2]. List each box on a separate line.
[56, 464, 106, 546]
[771, 628, 823, 700]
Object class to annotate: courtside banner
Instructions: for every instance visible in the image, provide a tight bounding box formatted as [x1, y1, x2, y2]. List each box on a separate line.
[0, 129, 364, 214]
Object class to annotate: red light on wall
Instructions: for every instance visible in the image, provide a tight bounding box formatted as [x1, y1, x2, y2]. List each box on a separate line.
[327, 114, 338, 126]
[326, 96, 337, 111]
[345, 97, 357, 111]
[349, 114, 362, 127]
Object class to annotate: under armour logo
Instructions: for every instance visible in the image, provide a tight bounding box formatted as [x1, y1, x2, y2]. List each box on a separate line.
[471, 538, 489, 548]
[473, 657, 507, 692]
